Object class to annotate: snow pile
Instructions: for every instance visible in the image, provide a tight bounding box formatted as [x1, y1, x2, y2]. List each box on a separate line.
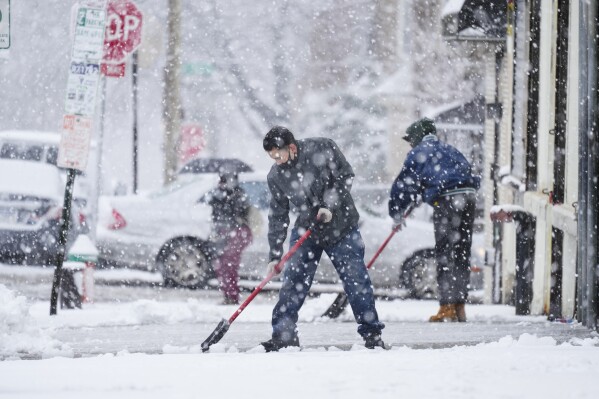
[493, 333, 599, 348]
[27, 299, 223, 328]
[0, 285, 72, 359]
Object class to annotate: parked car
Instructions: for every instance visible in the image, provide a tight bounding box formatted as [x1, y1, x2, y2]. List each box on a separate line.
[0, 130, 90, 233]
[97, 171, 484, 299]
[0, 160, 78, 265]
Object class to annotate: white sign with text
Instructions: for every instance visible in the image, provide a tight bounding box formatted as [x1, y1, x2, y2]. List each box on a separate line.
[58, 115, 94, 171]
[65, 61, 101, 116]
[72, 5, 107, 62]
[0, 0, 10, 49]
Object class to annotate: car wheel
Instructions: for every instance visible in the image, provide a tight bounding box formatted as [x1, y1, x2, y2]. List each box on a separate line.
[158, 238, 213, 289]
[400, 249, 438, 300]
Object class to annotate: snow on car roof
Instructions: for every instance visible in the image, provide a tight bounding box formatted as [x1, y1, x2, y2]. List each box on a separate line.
[0, 159, 63, 200]
[0, 130, 61, 145]
[148, 173, 219, 199]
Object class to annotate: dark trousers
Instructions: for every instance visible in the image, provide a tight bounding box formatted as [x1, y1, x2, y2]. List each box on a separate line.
[271, 226, 384, 343]
[433, 193, 476, 305]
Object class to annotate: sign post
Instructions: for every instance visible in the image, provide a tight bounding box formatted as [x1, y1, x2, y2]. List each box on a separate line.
[62, 3, 108, 167]
[51, 0, 107, 316]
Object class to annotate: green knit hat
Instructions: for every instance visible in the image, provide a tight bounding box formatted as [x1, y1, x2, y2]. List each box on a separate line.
[403, 117, 436, 147]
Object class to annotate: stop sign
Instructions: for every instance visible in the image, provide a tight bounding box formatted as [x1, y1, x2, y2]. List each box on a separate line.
[103, 0, 143, 64]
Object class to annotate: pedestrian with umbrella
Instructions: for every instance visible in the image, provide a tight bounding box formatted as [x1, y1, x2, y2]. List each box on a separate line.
[208, 171, 252, 305]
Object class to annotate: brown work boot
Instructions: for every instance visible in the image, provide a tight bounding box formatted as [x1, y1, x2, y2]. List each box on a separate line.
[455, 303, 467, 322]
[429, 304, 458, 322]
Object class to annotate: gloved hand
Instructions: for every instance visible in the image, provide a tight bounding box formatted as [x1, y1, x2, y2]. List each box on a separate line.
[317, 208, 333, 223]
[266, 259, 282, 276]
[392, 215, 406, 231]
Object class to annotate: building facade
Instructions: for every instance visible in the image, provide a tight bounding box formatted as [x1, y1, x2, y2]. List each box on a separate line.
[443, 0, 598, 329]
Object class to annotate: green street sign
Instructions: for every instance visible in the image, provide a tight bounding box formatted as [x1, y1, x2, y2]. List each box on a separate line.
[183, 62, 215, 76]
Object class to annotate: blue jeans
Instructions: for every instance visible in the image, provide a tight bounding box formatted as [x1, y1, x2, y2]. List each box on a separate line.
[271, 226, 385, 343]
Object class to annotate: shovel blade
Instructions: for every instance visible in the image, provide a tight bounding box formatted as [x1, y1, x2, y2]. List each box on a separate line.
[201, 318, 230, 352]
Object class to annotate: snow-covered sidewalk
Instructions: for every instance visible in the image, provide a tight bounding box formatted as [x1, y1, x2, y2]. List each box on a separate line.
[2, 338, 599, 399]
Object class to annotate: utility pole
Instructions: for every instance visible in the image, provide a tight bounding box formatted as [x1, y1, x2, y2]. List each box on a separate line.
[132, 50, 139, 193]
[163, 0, 182, 185]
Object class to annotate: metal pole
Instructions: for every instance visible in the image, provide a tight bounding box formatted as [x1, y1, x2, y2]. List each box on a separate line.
[492, 46, 504, 304]
[50, 168, 77, 315]
[585, 1, 598, 329]
[577, 0, 598, 330]
[132, 51, 139, 194]
[89, 75, 107, 243]
[577, 0, 590, 326]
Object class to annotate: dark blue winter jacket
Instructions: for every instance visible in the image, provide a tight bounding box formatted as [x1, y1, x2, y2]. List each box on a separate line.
[389, 135, 480, 219]
[266, 138, 360, 261]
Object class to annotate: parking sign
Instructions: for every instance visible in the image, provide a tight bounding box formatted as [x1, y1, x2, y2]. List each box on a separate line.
[58, 115, 94, 171]
[72, 6, 107, 61]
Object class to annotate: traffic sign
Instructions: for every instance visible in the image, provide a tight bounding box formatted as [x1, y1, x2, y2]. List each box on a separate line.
[101, 62, 126, 77]
[72, 5, 107, 62]
[179, 124, 206, 165]
[103, 0, 143, 64]
[66, 1, 106, 116]
[65, 62, 101, 115]
[58, 115, 94, 171]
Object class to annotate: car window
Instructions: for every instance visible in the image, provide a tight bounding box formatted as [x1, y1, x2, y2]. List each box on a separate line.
[0, 142, 55, 164]
[0, 143, 13, 159]
[353, 187, 389, 216]
[46, 147, 58, 165]
[239, 181, 271, 209]
[0, 143, 45, 162]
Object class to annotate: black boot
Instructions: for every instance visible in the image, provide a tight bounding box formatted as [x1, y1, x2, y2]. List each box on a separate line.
[260, 336, 300, 352]
[364, 334, 390, 350]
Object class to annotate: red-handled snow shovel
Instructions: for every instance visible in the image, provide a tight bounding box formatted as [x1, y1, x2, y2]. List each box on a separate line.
[201, 224, 316, 352]
[321, 204, 417, 319]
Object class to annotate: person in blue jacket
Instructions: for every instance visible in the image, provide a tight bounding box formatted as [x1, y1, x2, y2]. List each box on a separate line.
[389, 118, 480, 322]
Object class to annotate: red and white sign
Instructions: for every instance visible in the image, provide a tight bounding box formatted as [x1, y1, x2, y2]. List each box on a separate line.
[102, 0, 143, 64]
[58, 115, 94, 171]
[178, 124, 206, 165]
[101, 62, 126, 77]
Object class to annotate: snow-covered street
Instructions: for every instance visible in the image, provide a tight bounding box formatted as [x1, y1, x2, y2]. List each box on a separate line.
[1, 264, 598, 398]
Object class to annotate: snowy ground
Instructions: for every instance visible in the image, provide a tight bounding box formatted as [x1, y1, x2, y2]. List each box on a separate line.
[1, 264, 598, 399]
